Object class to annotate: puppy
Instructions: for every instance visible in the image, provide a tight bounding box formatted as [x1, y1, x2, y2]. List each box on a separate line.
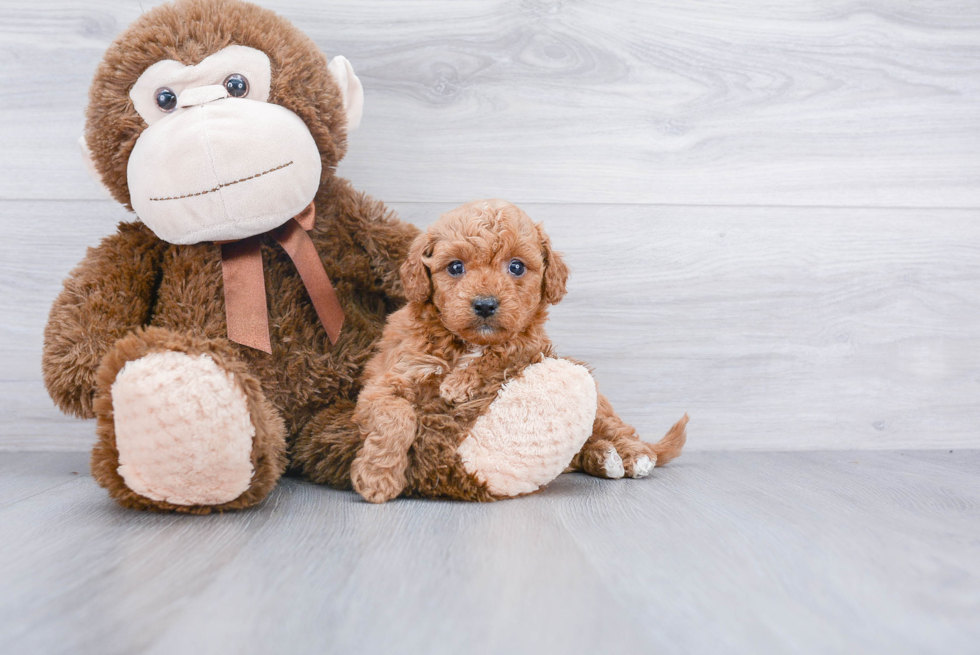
[350, 199, 687, 503]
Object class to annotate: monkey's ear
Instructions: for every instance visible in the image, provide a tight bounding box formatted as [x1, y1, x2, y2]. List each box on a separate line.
[78, 135, 114, 199]
[327, 55, 364, 131]
[400, 233, 435, 304]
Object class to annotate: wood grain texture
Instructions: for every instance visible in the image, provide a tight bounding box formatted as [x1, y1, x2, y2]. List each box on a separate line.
[0, 451, 88, 509]
[5, 200, 978, 450]
[0, 450, 976, 654]
[0, 0, 978, 206]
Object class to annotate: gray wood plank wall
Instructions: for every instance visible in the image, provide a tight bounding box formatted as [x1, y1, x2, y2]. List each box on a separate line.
[1, 0, 978, 450]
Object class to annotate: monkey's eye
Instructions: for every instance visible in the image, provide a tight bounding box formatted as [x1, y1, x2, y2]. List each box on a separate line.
[447, 260, 465, 277]
[508, 259, 526, 277]
[224, 74, 249, 98]
[155, 87, 177, 112]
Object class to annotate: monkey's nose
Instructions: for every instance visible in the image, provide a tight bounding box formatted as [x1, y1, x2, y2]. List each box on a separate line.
[472, 296, 499, 318]
[177, 84, 230, 109]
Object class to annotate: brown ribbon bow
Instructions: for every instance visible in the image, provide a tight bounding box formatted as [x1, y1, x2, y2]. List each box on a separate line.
[218, 203, 344, 353]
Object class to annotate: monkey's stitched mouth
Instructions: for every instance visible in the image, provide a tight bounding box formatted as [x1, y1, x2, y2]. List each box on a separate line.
[148, 161, 294, 202]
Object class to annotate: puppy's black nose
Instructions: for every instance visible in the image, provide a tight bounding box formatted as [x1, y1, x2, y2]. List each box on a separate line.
[472, 296, 499, 318]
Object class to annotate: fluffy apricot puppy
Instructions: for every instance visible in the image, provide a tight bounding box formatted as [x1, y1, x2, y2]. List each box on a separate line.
[350, 200, 688, 503]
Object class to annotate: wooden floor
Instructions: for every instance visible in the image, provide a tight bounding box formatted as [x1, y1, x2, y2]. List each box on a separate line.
[1, 450, 976, 654]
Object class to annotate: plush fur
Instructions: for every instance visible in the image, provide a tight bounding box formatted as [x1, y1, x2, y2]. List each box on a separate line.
[350, 200, 688, 503]
[42, 0, 419, 512]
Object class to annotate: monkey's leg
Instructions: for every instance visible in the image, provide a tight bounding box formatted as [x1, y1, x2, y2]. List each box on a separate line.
[91, 327, 286, 513]
[408, 358, 597, 501]
[289, 398, 362, 489]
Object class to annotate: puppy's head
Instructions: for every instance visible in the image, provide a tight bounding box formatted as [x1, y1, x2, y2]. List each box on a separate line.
[401, 199, 569, 346]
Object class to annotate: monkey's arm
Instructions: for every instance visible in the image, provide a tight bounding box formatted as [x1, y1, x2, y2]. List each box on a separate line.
[328, 181, 421, 305]
[355, 201, 420, 304]
[42, 221, 167, 418]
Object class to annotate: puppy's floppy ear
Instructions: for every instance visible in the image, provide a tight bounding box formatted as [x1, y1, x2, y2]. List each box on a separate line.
[401, 233, 435, 303]
[537, 223, 569, 305]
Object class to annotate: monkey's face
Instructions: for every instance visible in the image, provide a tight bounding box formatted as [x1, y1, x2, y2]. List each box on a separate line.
[81, 0, 363, 245]
[125, 46, 318, 244]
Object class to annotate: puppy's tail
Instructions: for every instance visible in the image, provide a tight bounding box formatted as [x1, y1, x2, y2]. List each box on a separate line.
[649, 414, 688, 467]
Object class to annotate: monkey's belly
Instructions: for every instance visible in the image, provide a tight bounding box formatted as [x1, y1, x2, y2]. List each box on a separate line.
[144, 249, 388, 429]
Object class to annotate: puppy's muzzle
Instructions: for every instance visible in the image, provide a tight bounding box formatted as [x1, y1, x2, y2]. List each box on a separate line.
[472, 296, 499, 319]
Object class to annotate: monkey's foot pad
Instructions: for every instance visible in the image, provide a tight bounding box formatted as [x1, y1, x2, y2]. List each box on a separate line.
[457, 358, 598, 497]
[111, 351, 255, 506]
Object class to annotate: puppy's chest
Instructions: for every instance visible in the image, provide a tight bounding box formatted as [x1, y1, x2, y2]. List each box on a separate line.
[442, 345, 486, 379]
[415, 345, 546, 411]
[414, 347, 497, 404]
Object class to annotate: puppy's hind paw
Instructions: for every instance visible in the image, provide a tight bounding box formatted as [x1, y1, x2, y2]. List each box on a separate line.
[603, 447, 625, 479]
[576, 439, 657, 480]
[631, 454, 655, 478]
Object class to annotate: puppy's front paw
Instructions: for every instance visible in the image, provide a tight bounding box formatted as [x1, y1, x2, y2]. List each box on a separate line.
[350, 455, 408, 504]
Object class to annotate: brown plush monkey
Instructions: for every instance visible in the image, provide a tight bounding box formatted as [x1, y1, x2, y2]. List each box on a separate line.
[43, 0, 421, 512]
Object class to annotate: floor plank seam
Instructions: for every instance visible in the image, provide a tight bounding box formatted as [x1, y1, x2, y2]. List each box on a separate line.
[0, 476, 89, 512]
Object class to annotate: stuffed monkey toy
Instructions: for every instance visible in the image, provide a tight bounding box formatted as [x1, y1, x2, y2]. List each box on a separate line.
[43, 0, 418, 512]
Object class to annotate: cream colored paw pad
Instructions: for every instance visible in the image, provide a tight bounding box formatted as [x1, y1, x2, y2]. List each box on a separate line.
[111, 351, 255, 506]
[458, 358, 598, 497]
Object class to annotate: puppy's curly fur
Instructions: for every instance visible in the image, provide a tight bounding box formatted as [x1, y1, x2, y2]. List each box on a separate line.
[350, 200, 688, 503]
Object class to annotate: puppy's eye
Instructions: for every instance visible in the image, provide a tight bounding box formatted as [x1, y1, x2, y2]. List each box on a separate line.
[224, 74, 249, 98]
[447, 260, 465, 277]
[155, 87, 177, 112]
[508, 259, 526, 277]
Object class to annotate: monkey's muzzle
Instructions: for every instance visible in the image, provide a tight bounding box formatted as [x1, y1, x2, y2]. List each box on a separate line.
[127, 92, 322, 245]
